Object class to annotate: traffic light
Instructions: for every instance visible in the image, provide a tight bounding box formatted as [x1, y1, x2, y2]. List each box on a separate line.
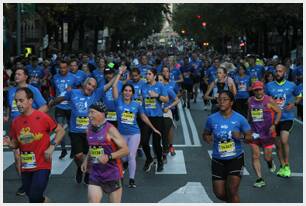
[196, 15, 201, 19]
[202, 22, 207, 27]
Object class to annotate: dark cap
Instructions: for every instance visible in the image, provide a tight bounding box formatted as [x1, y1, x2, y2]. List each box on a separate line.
[89, 101, 108, 113]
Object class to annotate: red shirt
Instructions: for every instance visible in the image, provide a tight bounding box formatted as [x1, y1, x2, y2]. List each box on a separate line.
[10, 110, 57, 172]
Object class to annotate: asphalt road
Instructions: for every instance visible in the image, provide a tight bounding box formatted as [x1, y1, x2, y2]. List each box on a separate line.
[2, 95, 303, 203]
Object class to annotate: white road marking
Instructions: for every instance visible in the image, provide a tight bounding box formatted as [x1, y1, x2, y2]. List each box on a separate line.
[291, 172, 303, 177]
[178, 102, 192, 145]
[51, 151, 73, 175]
[3, 151, 15, 170]
[156, 150, 187, 174]
[185, 108, 202, 146]
[207, 150, 250, 175]
[294, 118, 303, 125]
[159, 182, 213, 203]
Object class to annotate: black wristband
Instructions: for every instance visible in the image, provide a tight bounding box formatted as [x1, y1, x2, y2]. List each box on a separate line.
[108, 154, 113, 161]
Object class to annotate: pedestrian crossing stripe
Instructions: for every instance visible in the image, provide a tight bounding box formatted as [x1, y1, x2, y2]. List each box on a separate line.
[155, 150, 187, 174]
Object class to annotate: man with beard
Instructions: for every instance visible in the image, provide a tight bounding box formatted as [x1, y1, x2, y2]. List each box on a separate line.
[265, 64, 301, 178]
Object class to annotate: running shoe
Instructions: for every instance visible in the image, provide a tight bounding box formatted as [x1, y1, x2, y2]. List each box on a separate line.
[75, 167, 83, 184]
[84, 172, 89, 185]
[169, 146, 176, 156]
[277, 166, 285, 177]
[16, 186, 25, 196]
[129, 179, 136, 188]
[59, 149, 67, 160]
[269, 161, 276, 173]
[157, 161, 164, 172]
[253, 178, 266, 188]
[143, 159, 154, 173]
[283, 165, 291, 177]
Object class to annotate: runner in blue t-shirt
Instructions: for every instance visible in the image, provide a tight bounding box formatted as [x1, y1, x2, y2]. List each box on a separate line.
[158, 73, 180, 160]
[233, 65, 251, 118]
[112, 67, 161, 188]
[141, 68, 169, 173]
[26, 56, 45, 89]
[51, 60, 78, 159]
[137, 55, 152, 81]
[48, 75, 116, 185]
[91, 57, 107, 87]
[265, 64, 301, 178]
[70, 59, 89, 87]
[203, 90, 252, 203]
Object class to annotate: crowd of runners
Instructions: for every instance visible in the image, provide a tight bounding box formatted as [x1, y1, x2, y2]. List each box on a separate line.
[3, 47, 303, 203]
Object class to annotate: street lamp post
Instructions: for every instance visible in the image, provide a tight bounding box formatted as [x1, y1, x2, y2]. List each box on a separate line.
[17, 4, 21, 55]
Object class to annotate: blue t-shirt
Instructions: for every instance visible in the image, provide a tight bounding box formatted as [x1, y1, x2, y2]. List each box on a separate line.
[26, 65, 45, 89]
[265, 80, 298, 121]
[115, 97, 144, 135]
[207, 66, 217, 84]
[180, 64, 194, 85]
[92, 69, 106, 87]
[71, 70, 89, 86]
[189, 59, 202, 77]
[170, 67, 182, 82]
[247, 65, 265, 83]
[127, 79, 146, 103]
[52, 72, 78, 110]
[141, 82, 168, 117]
[163, 85, 177, 108]
[234, 74, 251, 99]
[204, 111, 251, 160]
[8, 85, 46, 120]
[64, 87, 105, 133]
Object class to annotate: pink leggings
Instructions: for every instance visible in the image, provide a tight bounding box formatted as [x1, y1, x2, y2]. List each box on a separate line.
[122, 133, 141, 179]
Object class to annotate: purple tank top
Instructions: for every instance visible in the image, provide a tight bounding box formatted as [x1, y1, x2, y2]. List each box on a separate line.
[87, 122, 123, 182]
[249, 95, 274, 139]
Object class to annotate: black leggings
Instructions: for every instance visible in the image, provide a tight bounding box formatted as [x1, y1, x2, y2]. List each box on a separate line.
[141, 116, 163, 163]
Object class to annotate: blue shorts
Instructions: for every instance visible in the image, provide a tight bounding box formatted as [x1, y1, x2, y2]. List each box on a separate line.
[21, 169, 50, 203]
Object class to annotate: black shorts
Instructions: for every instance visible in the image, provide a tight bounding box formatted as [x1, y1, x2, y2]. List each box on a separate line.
[69, 132, 88, 155]
[276, 120, 293, 136]
[182, 84, 193, 93]
[89, 179, 122, 194]
[211, 154, 244, 180]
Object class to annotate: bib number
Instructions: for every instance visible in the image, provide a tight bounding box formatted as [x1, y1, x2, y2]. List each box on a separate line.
[21, 152, 37, 169]
[89, 146, 104, 164]
[106, 111, 117, 121]
[251, 109, 264, 122]
[145, 97, 157, 109]
[76, 116, 89, 129]
[121, 111, 135, 125]
[218, 140, 236, 157]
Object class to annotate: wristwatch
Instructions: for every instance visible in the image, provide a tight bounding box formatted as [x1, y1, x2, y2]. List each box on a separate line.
[108, 154, 113, 161]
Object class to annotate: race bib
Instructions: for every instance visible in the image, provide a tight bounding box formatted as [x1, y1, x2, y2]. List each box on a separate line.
[76, 116, 89, 129]
[106, 111, 117, 121]
[218, 140, 236, 157]
[121, 111, 135, 125]
[251, 109, 264, 122]
[12, 100, 18, 112]
[89, 146, 104, 164]
[21, 152, 37, 169]
[135, 98, 142, 104]
[145, 97, 157, 109]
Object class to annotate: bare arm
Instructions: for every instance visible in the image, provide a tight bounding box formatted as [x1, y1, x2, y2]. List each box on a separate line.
[204, 82, 215, 100]
[268, 99, 282, 125]
[202, 129, 213, 144]
[112, 72, 121, 100]
[176, 74, 184, 84]
[44, 124, 66, 161]
[48, 96, 66, 108]
[38, 104, 49, 113]
[107, 127, 129, 159]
